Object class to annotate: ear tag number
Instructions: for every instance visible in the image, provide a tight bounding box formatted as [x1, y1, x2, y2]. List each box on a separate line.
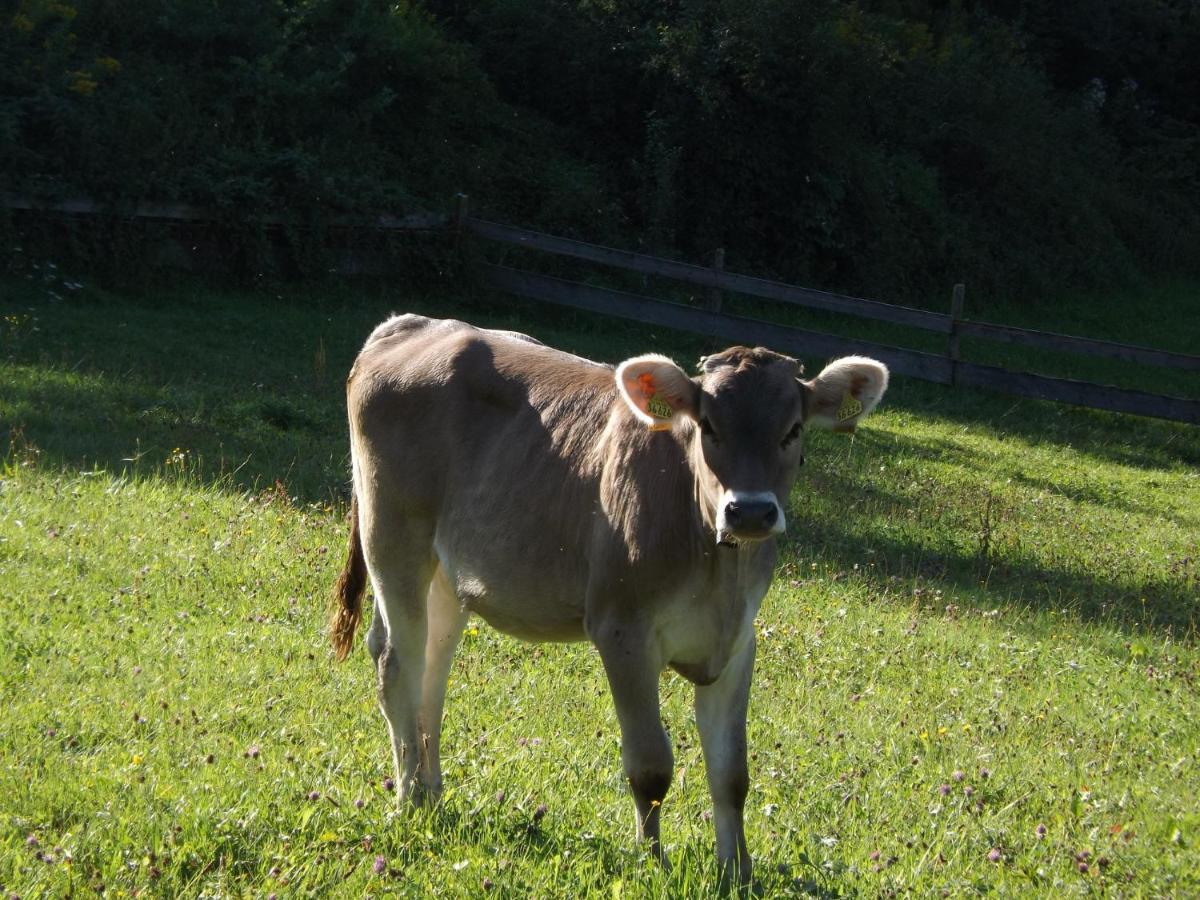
[836, 391, 863, 423]
[646, 394, 673, 420]
[637, 373, 674, 430]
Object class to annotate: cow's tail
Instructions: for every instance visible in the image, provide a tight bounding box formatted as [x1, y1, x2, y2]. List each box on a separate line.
[330, 493, 367, 662]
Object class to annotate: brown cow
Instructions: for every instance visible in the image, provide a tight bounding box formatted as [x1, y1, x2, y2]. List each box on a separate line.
[331, 314, 888, 884]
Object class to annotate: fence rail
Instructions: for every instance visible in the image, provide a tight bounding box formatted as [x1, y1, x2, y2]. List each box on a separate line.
[464, 213, 1199, 425]
[7, 193, 1198, 423]
[955, 319, 1200, 370]
[2, 194, 448, 231]
[477, 264, 954, 383]
[952, 361, 1199, 422]
[469, 218, 952, 333]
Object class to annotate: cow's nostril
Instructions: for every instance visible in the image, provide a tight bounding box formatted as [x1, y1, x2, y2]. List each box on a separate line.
[723, 498, 778, 533]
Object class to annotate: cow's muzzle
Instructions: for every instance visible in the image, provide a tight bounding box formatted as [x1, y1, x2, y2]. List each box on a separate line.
[716, 491, 785, 545]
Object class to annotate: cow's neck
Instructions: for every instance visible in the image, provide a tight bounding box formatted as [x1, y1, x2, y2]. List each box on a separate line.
[599, 417, 775, 581]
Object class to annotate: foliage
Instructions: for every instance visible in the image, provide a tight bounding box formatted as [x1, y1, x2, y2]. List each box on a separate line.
[2, 280, 1199, 895]
[925, 0, 1200, 278]
[3, 1, 1200, 299]
[0, 0, 611, 276]
[433, 0, 1200, 301]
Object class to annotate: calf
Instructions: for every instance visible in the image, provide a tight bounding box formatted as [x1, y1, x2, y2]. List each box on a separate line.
[331, 314, 888, 883]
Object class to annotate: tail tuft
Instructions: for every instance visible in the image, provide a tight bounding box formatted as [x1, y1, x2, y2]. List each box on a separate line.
[330, 494, 367, 661]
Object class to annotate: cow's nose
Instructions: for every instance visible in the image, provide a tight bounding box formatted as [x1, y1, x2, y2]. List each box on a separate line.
[723, 498, 779, 534]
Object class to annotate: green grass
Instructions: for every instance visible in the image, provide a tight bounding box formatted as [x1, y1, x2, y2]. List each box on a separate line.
[2, 271, 1199, 897]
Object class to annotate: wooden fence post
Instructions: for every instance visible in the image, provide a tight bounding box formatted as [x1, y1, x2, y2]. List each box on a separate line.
[707, 248, 725, 312]
[948, 282, 965, 386]
[453, 193, 470, 250]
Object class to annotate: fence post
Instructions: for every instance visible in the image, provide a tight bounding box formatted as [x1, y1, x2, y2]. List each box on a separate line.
[948, 282, 965, 385]
[707, 247, 725, 313]
[453, 193, 470, 250]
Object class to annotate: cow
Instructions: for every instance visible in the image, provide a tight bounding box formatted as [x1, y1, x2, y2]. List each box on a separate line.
[330, 314, 888, 885]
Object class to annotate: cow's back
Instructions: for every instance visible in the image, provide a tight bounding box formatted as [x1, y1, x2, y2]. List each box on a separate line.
[348, 315, 616, 639]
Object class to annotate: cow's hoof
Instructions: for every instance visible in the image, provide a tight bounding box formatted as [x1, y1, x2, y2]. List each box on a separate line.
[716, 858, 754, 895]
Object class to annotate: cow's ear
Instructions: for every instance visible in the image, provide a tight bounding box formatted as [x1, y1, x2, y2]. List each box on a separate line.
[615, 354, 700, 431]
[801, 356, 889, 433]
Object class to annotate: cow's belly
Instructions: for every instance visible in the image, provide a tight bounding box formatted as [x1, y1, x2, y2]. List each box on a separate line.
[433, 530, 590, 643]
[427, 436, 600, 638]
[465, 590, 586, 642]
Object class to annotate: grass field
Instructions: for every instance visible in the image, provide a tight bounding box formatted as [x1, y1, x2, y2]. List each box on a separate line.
[2, 270, 1198, 897]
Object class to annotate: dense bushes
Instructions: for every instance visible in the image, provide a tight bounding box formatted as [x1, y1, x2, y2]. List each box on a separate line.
[0, 0, 611, 275]
[437, 0, 1200, 301]
[4, 0, 1198, 300]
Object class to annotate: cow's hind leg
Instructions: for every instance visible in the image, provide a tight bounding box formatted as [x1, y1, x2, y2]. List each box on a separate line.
[362, 518, 436, 807]
[365, 596, 386, 667]
[417, 563, 469, 800]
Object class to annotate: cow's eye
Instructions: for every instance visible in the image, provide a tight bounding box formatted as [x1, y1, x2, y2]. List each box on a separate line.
[699, 417, 717, 440]
[781, 422, 802, 449]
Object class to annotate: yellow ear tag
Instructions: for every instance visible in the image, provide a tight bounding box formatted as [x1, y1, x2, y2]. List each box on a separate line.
[646, 393, 673, 419]
[635, 373, 674, 431]
[646, 393, 674, 430]
[836, 391, 863, 423]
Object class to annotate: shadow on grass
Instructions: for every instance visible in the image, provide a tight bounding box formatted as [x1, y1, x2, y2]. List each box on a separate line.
[858, 420, 1199, 527]
[1007, 471, 1197, 523]
[1, 359, 350, 503]
[883, 376, 1200, 473]
[3, 284, 1197, 636]
[780, 460, 1198, 636]
[0, 281, 705, 502]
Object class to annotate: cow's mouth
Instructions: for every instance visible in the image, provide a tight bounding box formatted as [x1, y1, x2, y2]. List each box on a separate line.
[716, 527, 776, 547]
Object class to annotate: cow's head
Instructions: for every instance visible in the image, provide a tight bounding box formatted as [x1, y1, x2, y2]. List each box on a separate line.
[617, 348, 888, 545]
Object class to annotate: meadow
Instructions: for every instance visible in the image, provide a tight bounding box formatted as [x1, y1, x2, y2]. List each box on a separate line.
[1, 270, 1198, 897]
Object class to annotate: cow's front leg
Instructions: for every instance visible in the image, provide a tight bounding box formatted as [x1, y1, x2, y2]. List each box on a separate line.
[593, 622, 673, 862]
[695, 633, 755, 887]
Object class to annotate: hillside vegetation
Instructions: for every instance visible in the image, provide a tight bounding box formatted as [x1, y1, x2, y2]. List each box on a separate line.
[1, 279, 1197, 896]
[4, 1, 1200, 301]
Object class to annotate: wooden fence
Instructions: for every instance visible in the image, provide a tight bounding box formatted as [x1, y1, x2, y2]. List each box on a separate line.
[3, 194, 447, 231]
[7, 193, 1198, 423]
[462, 213, 1199, 425]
